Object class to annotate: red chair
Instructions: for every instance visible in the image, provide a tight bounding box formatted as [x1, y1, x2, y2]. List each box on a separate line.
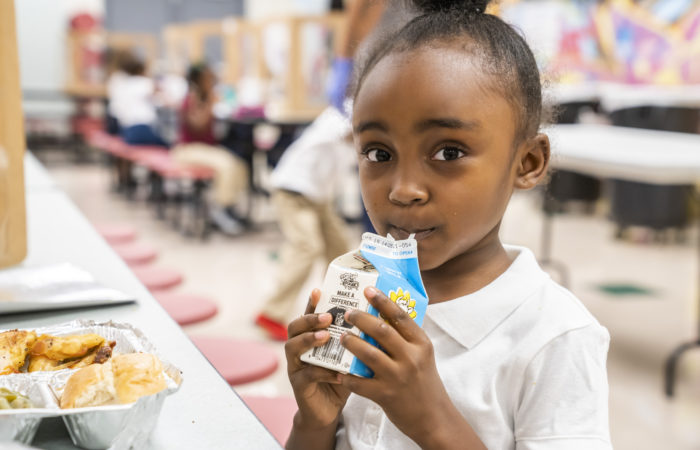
[240, 396, 298, 445]
[85, 129, 114, 150]
[154, 292, 218, 326]
[132, 266, 183, 291]
[191, 337, 279, 385]
[138, 153, 216, 239]
[112, 241, 158, 266]
[122, 145, 169, 164]
[96, 223, 137, 245]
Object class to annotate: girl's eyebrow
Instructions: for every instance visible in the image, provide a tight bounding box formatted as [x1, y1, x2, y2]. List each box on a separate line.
[354, 117, 480, 134]
[415, 118, 481, 132]
[354, 120, 389, 134]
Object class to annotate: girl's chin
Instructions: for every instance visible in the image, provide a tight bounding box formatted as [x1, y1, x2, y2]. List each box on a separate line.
[417, 252, 443, 272]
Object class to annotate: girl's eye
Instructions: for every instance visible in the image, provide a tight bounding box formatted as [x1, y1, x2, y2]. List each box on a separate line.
[366, 148, 392, 162]
[433, 146, 465, 161]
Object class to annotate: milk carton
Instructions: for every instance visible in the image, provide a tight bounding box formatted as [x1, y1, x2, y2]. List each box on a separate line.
[301, 232, 428, 377]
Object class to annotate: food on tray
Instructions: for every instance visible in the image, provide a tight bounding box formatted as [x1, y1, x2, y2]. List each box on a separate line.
[0, 329, 114, 374]
[60, 362, 116, 409]
[28, 334, 115, 372]
[71, 343, 114, 368]
[31, 333, 105, 361]
[0, 387, 33, 409]
[26, 355, 64, 372]
[0, 330, 37, 375]
[61, 353, 167, 409]
[111, 353, 168, 404]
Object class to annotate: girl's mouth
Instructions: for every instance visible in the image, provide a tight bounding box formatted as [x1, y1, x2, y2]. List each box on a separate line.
[389, 225, 437, 241]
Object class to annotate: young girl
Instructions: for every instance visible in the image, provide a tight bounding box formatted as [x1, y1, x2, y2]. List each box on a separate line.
[171, 63, 248, 235]
[284, 0, 611, 449]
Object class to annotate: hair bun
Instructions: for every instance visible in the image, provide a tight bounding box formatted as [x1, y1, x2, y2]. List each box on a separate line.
[410, 0, 490, 14]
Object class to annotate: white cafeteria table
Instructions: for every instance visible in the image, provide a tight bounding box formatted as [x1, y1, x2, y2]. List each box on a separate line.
[548, 123, 700, 398]
[1, 153, 281, 449]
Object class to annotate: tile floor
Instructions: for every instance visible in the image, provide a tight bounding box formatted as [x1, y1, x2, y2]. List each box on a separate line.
[38, 152, 700, 449]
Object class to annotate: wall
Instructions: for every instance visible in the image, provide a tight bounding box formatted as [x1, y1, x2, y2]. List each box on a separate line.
[244, 0, 329, 20]
[15, 0, 104, 92]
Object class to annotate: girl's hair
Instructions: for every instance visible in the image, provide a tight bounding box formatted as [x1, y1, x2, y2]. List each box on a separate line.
[186, 63, 212, 99]
[186, 63, 209, 86]
[119, 52, 145, 77]
[352, 0, 543, 142]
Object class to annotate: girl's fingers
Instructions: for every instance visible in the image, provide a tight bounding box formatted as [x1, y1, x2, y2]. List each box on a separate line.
[343, 309, 406, 358]
[340, 332, 395, 374]
[304, 288, 322, 315]
[287, 312, 332, 338]
[285, 329, 331, 369]
[364, 287, 421, 343]
[292, 364, 343, 386]
[338, 373, 381, 402]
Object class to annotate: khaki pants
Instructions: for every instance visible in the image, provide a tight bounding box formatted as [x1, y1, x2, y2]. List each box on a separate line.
[261, 190, 349, 322]
[172, 143, 248, 207]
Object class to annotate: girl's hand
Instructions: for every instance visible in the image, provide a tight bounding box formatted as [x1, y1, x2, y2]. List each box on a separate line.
[285, 289, 351, 430]
[338, 287, 485, 450]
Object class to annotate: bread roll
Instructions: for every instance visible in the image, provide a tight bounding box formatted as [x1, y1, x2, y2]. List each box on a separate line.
[60, 362, 116, 409]
[60, 353, 167, 409]
[112, 353, 167, 404]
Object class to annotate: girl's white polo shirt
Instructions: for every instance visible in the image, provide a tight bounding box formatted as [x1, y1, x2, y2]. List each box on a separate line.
[335, 245, 612, 450]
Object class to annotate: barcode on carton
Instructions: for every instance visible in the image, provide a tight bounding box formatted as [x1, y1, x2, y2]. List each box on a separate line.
[312, 336, 345, 364]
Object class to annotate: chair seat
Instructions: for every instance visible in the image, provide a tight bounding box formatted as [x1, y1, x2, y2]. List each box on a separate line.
[160, 162, 215, 181]
[240, 396, 297, 445]
[132, 266, 183, 291]
[112, 241, 158, 266]
[191, 337, 279, 385]
[123, 146, 169, 164]
[96, 223, 137, 245]
[137, 152, 215, 180]
[155, 292, 218, 326]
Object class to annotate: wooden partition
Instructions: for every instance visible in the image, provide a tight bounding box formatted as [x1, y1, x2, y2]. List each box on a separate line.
[0, 0, 27, 267]
[163, 20, 225, 76]
[65, 30, 158, 98]
[222, 17, 266, 86]
[257, 13, 346, 122]
[163, 13, 346, 122]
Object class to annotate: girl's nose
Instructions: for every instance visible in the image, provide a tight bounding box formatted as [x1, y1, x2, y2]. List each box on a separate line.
[388, 175, 429, 206]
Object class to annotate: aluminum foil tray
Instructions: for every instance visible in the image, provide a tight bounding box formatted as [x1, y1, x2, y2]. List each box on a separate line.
[0, 320, 183, 449]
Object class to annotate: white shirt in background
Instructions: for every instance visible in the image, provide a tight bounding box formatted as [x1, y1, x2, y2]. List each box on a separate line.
[269, 107, 355, 203]
[108, 74, 157, 128]
[336, 245, 612, 450]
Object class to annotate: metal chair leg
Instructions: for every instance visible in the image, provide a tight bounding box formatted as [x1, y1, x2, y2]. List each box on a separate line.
[664, 339, 700, 397]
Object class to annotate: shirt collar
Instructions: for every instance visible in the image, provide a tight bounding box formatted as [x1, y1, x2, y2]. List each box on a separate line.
[425, 245, 549, 350]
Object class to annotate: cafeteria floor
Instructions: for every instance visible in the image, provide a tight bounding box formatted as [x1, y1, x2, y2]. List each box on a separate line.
[39, 153, 700, 450]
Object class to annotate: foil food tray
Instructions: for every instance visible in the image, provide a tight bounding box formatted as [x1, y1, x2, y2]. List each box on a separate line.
[0, 320, 183, 449]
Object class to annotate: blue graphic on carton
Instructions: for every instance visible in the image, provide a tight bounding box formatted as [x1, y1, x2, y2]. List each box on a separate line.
[349, 236, 428, 378]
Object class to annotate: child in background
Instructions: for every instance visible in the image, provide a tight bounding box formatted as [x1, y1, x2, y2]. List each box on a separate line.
[103, 48, 129, 136]
[110, 54, 168, 148]
[255, 107, 353, 341]
[172, 63, 248, 236]
[284, 0, 612, 449]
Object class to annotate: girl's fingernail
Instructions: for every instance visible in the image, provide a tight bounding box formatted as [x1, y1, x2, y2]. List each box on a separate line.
[344, 310, 353, 322]
[314, 330, 328, 339]
[366, 286, 379, 298]
[318, 313, 332, 322]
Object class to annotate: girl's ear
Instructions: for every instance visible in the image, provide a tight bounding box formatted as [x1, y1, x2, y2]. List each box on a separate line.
[514, 133, 550, 190]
